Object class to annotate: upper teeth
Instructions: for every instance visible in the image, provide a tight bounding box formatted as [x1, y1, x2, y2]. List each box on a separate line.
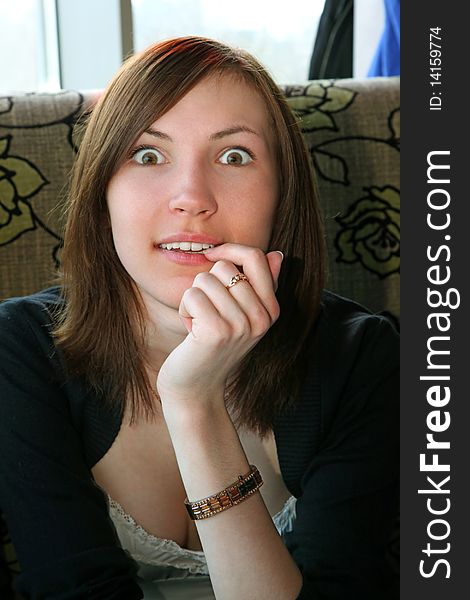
[159, 242, 216, 251]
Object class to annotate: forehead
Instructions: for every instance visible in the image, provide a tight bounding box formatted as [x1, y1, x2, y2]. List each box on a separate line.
[147, 73, 274, 137]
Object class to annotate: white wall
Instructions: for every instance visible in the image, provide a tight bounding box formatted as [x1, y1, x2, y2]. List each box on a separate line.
[353, 0, 385, 77]
[56, 0, 124, 89]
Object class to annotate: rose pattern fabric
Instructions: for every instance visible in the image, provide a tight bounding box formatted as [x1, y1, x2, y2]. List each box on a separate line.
[0, 135, 48, 245]
[0, 91, 83, 282]
[0, 97, 12, 115]
[284, 81, 356, 132]
[334, 186, 400, 278]
[283, 80, 400, 279]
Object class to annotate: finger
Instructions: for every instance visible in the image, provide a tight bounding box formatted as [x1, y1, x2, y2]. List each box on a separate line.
[179, 292, 194, 332]
[205, 261, 272, 335]
[191, 269, 252, 329]
[178, 301, 193, 333]
[266, 251, 284, 292]
[179, 286, 223, 340]
[202, 244, 282, 320]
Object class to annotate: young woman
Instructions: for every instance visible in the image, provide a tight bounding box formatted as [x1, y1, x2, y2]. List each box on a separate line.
[0, 37, 399, 599]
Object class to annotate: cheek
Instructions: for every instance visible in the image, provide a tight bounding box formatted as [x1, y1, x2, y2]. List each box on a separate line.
[230, 193, 277, 249]
[248, 173, 279, 237]
[107, 177, 154, 240]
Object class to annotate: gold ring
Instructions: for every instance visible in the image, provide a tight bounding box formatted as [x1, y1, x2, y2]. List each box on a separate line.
[226, 273, 249, 289]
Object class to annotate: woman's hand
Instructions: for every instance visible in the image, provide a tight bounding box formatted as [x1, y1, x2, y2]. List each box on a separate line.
[156, 244, 283, 406]
[154, 246, 301, 600]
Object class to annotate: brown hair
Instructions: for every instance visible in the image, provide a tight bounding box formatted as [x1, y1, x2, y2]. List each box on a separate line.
[54, 36, 326, 434]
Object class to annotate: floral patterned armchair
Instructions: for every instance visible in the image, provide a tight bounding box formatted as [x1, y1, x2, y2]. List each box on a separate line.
[0, 77, 399, 595]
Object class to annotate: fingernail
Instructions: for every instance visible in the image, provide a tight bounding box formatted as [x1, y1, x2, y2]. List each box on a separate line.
[275, 251, 284, 261]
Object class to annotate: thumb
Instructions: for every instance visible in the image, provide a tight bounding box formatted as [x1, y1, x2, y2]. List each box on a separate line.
[266, 251, 284, 292]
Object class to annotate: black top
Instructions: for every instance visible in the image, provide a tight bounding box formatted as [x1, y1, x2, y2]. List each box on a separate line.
[0, 287, 399, 599]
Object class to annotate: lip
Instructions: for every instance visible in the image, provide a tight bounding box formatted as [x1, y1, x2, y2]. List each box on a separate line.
[155, 232, 223, 266]
[155, 246, 212, 266]
[157, 232, 223, 245]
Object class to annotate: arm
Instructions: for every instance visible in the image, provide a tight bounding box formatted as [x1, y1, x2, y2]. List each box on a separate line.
[157, 245, 302, 599]
[0, 294, 142, 599]
[163, 399, 302, 600]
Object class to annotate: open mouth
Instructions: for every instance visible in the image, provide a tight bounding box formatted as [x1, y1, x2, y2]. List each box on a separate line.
[158, 242, 220, 254]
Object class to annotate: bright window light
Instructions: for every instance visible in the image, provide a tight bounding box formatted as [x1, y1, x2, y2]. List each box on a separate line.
[0, 0, 60, 92]
[131, 0, 326, 83]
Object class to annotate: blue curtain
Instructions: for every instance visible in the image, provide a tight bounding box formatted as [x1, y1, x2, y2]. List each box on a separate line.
[368, 0, 400, 76]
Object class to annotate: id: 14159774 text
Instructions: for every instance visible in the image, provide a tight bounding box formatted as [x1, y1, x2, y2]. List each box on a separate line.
[429, 27, 443, 111]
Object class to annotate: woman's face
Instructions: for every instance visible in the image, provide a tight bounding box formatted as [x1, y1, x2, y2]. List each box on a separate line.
[107, 74, 279, 314]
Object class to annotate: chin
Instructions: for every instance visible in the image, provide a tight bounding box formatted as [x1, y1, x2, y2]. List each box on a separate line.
[136, 268, 205, 313]
[139, 284, 185, 311]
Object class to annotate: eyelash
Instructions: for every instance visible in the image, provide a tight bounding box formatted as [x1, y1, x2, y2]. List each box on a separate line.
[128, 145, 162, 161]
[227, 146, 255, 158]
[221, 146, 256, 162]
[127, 145, 256, 163]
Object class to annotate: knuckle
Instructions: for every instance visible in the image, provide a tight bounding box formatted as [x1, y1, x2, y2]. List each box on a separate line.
[182, 286, 202, 302]
[213, 259, 232, 270]
[208, 260, 232, 279]
[233, 314, 251, 337]
[248, 247, 265, 262]
[270, 301, 281, 322]
[250, 305, 271, 335]
[252, 303, 269, 324]
[193, 271, 212, 287]
[210, 322, 231, 344]
[181, 287, 193, 300]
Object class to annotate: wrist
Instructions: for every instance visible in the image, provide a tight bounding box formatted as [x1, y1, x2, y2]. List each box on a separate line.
[157, 379, 226, 404]
[160, 388, 228, 426]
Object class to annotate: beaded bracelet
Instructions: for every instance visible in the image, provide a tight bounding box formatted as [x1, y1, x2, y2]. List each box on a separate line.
[184, 465, 263, 520]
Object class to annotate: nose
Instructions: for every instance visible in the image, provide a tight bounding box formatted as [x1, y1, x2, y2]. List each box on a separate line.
[168, 162, 218, 217]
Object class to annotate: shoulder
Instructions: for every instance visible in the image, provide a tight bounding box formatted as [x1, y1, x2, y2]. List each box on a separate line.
[0, 287, 62, 373]
[305, 289, 399, 420]
[318, 289, 398, 341]
[0, 291, 139, 597]
[0, 286, 62, 318]
[0, 287, 120, 467]
[0, 287, 67, 395]
[0, 286, 62, 345]
[275, 291, 399, 489]
[277, 293, 399, 595]
[309, 292, 399, 472]
[0, 285, 62, 314]
[315, 289, 399, 374]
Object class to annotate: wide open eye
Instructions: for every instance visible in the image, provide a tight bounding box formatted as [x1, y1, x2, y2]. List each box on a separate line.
[219, 148, 253, 166]
[131, 147, 166, 165]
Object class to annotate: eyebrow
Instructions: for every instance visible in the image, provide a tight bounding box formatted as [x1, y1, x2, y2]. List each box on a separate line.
[143, 125, 261, 141]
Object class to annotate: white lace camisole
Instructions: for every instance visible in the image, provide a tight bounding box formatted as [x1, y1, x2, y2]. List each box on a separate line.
[108, 494, 297, 600]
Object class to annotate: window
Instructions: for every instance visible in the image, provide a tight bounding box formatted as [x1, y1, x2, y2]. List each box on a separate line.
[0, 1, 325, 92]
[0, 0, 59, 92]
[132, 0, 325, 83]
